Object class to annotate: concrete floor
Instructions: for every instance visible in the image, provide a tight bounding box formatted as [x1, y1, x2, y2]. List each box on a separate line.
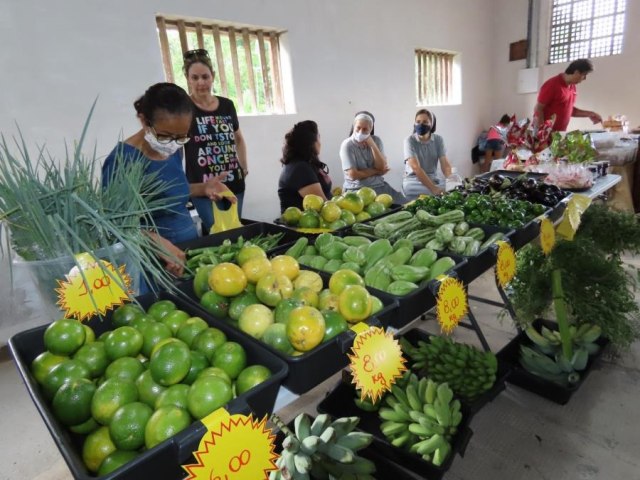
[1, 261, 639, 480]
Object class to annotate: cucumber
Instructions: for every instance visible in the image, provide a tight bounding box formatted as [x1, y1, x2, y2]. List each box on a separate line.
[392, 238, 414, 252]
[435, 223, 455, 244]
[425, 238, 445, 251]
[427, 257, 457, 280]
[480, 232, 507, 250]
[463, 239, 481, 256]
[406, 228, 437, 247]
[370, 210, 413, 225]
[285, 237, 309, 258]
[453, 222, 470, 236]
[449, 237, 467, 255]
[342, 236, 372, 247]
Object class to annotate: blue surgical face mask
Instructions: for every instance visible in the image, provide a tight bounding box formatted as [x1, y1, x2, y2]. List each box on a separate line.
[415, 123, 431, 136]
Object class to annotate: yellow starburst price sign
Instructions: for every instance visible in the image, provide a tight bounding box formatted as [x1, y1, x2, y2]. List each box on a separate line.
[436, 276, 468, 334]
[495, 241, 516, 288]
[348, 326, 407, 403]
[56, 253, 132, 321]
[184, 410, 278, 480]
[539, 217, 556, 255]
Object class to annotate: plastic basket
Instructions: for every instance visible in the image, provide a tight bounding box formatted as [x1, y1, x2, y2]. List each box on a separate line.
[8, 290, 288, 480]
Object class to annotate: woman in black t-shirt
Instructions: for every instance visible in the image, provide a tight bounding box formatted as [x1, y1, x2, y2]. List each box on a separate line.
[278, 121, 332, 212]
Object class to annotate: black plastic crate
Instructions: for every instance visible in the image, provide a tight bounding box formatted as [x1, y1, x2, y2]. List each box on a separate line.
[8, 290, 288, 480]
[474, 170, 549, 181]
[273, 415, 419, 480]
[177, 221, 301, 255]
[317, 376, 473, 480]
[401, 328, 512, 415]
[501, 319, 609, 405]
[175, 275, 399, 395]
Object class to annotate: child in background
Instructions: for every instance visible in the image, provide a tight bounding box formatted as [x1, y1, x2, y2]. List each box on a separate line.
[482, 114, 511, 172]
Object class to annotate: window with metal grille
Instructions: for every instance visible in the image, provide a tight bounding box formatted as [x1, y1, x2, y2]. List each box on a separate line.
[415, 49, 458, 106]
[156, 15, 287, 115]
[548, 0, 626, 64]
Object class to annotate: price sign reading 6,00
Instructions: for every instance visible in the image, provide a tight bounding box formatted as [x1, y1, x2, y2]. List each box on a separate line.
[184, 413, 278, 480]
[348, 327, 407, 404]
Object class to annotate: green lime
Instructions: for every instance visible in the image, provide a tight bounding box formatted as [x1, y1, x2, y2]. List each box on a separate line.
[109, 402, 153, 451]
[42, 359, 91, 400]
[192, 327, 227, 361]
[104, 327, 143, 361]
[69, 417, 100, 435]
[82, 324, 96, 343]
[82, 426, 116, 473]
[200, 290, 230, 319]
[182, 350, 209, 385]
[235, 365, 272, 396]
[159, 310, 190, 335]
[52, 378, 96, 426]
[73, 342, 108, 379]
[144, 406, 191, 450]
[197, 367, 232, 385]
[155, 384, 190, 410]
[187, 376, 233, 419]
[140, 322, 172, 358]
[31, 351, 67, 385]
[147, 300, 176, 321]
[176, 317, 209, 347]
[44, 319, 86, 356]
[112, 304, 145, 328]
[97, 450, 139, 476]
[149, 340, 191, 386]
[193, 265, 215, 298]
[211, 342, 247, 380]
[135, 370, 166, 408]
[105, 357, 145, 383]
[91, 378, 139, 425]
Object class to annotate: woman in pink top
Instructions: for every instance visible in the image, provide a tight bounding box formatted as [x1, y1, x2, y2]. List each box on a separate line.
[482, 114, 511, 173]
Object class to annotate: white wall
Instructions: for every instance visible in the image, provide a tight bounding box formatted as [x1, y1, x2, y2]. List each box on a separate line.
[491, 0, 640, 132]
[0, 0, 494, 222]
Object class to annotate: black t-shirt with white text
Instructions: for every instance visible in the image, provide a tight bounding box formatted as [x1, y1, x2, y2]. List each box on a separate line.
[184, 97, 245, 194]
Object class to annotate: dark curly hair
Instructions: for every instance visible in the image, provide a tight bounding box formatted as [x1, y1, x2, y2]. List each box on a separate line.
[133, 83, 193, 125]
[280, 120, 328, 173]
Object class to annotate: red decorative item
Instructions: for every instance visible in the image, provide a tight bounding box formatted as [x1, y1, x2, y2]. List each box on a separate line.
[503, 114, 555, 170]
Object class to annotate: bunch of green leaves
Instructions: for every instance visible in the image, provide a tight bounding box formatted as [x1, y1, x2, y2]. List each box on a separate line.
[549, 130, 598, 164]
[508, 205, 640, 350]
[0, 104, 182, 301]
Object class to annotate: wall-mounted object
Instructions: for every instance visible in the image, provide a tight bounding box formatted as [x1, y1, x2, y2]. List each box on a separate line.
[517, 68, 539, 94]
[509, 40, 528, 61]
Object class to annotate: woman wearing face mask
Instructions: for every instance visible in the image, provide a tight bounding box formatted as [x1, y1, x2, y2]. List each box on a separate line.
[278, 120, 332, 212]
[102, 82, 234, 278]
[182, 49, 248, 234]
[402, 109, 452, 201]
[339, 111, 406, 204]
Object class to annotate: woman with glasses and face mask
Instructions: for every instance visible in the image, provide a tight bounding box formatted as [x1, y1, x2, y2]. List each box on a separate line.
[339, 111, 406, 204]
[182, 49, 248, 234]
[102, 82, 234, 279]
[402, 109, 452, 201]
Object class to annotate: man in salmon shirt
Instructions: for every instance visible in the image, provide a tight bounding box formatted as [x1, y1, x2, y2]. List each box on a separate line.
[533, 58, 602, 132]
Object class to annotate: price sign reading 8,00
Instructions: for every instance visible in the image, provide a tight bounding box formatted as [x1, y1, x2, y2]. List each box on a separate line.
[495, 241, 516, 288]
[348, 327, 407, 404]
[436, 276, 468, 335]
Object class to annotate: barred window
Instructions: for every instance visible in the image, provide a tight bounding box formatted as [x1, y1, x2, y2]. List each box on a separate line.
[415, 49, 459, 106]
[548, 0, 626, 64]
[156, 15, 287, 115]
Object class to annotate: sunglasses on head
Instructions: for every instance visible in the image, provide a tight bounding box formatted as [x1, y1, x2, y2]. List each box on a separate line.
[183, 48, 210, 60]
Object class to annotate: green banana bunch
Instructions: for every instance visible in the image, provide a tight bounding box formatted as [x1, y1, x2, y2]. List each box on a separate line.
[270, 413, 376, 480]
[400, 336, 498, 401]
[377, 373, 461, 466]
[519, 345, 581, 387]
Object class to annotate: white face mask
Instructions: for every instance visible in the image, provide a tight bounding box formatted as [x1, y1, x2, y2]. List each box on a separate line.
[353, 131, 370, 143]
[144, 130, 182, 157]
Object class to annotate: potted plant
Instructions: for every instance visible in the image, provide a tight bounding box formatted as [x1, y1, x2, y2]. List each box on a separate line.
[502, 204, 640, 403]
[0, 106, 180, 322]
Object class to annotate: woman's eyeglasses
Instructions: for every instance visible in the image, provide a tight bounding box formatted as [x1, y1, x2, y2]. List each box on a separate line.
[150, 126, 190, 145]
[183, 48, 210, 60]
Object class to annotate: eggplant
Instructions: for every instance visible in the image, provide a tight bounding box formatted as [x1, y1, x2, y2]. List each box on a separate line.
[489, 174, 505, 189]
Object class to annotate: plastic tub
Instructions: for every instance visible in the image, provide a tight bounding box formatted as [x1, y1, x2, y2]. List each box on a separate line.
[8, 290, 288, 480]
[317, 376, 473, 480]
[174, 275, 398, 395]
[501, 319, 609, 405]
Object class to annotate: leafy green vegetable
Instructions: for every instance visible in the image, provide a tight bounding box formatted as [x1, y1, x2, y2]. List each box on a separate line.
[550, 130, 597, 164]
